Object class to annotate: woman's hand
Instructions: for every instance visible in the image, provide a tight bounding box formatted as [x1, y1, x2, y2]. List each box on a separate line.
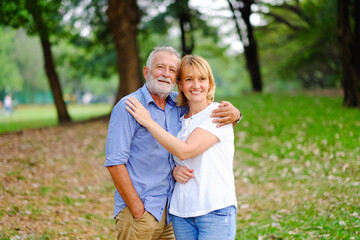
[173, 166, 195, 184]
[126, 96, 153, 128]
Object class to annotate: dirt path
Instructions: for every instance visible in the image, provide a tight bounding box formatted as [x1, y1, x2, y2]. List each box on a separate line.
[0, 119, 116, 239]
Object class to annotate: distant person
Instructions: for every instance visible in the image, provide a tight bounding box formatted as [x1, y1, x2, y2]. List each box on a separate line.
[82, 92, 92, 104]
[105, 46, 241, 240]
[3, 94, 13, 116]
[126, 55, 239, 240]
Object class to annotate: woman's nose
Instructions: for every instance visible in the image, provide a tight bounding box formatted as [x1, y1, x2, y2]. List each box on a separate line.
[193, 80, 200, 88]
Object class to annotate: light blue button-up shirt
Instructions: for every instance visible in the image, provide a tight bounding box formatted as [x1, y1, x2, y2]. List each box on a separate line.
[105, 84, 187, 223]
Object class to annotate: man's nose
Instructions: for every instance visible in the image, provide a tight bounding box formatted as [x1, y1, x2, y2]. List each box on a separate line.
[162, 67, 170, 77]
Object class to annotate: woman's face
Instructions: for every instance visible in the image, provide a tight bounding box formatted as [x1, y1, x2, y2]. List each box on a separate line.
[178, 65, 210, 105]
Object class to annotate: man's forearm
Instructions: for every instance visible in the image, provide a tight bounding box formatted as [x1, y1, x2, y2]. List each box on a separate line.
[107, 164, 145, 219]
[211, 101, 241, 127]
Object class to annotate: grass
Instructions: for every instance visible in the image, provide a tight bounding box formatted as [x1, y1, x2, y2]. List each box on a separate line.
[224, 93, 360, 239]
[0, 103, 112, 134]
[0, 92, 359, 239]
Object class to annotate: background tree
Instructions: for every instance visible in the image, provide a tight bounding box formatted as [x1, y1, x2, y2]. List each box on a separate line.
[338, 0, 360, 108]
[59, 0, 119, 104]
[1, 0, 352, 108]
[174, 0, 194, 55]
[43, 0, 142, 105]
[107, 0, 143, 104]
[140, 0, 219, 56]
[254, 0, 341, 90]
[227, 0, 263, 92]
[0, 0, 71, 123]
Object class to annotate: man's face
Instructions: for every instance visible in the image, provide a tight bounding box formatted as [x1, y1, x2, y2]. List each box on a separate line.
[144, 51, 179, 98]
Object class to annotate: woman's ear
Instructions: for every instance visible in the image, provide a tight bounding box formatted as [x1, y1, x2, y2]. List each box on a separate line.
[177, 80, 183, 91]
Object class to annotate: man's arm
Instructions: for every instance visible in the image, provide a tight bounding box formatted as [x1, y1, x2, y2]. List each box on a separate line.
[107, 165, 145, 219]
[211, 101, 242, 127]
[106, 98, 145, 219]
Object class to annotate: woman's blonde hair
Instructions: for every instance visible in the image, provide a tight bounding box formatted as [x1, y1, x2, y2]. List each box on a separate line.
[176, 55, 216, 106]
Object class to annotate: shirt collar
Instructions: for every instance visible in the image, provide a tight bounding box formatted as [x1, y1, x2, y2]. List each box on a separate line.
[140, 84, 176, 107]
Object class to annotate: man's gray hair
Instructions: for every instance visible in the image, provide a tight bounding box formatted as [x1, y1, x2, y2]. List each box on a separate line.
[146, 46, 181, 71]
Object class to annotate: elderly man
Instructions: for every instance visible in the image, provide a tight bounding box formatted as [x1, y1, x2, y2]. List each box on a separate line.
[105, 46, 241, 240]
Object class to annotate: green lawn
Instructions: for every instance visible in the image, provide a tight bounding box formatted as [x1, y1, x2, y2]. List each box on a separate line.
[0, 93, 359, 239]
[0, 103, 112, 134]
[224, 94, 360, 239]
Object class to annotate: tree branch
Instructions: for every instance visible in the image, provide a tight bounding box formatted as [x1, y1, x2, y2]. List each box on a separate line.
[258, 11, 304, 31]
[226, 0, 243, 42]
[258, 2, 312, 25]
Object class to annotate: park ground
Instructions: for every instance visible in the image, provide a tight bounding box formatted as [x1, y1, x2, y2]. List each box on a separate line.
[0, 91, 359, 239]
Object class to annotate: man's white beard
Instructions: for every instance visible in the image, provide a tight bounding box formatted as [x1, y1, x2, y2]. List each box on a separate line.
[146, 74, 176, 99]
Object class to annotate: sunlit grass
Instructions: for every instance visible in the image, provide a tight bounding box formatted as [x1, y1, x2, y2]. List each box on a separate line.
[224, 94, 360, 239]
[0, 103, 112, 134]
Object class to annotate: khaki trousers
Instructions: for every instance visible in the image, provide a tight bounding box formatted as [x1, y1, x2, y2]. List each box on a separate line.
[115, 206, 175, 240]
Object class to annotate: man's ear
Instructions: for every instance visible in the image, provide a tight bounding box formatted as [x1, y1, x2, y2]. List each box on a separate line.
[143, 66, 149, 80]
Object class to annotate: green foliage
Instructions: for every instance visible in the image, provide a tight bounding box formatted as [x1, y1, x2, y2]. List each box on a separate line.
[257, 0, 341, 89]
[0, 0, 117, 104]
[0, 0, 64, 39]
[0, 27, 23, 92]
[14, 29, 48, 93]
[0, 0, 118, 103]
[139, 0, 220, 54]
[62, 0, 118, 80]
[0, 0, 346, 105]
[0, 27, 61, 103]
[52, 39, 118, 99]
[138, 26, 180, 68]
[194, 42, 251, 96]
[0, 0, 31, 29]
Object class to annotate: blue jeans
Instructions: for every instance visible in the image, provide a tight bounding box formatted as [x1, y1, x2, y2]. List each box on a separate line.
[170, 205, 237, 240]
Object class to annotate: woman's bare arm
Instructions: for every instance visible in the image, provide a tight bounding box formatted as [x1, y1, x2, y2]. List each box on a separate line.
[126, 97, 218, 160]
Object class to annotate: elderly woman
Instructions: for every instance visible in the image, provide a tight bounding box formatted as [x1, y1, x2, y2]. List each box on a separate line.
[126, 55, 237, 240]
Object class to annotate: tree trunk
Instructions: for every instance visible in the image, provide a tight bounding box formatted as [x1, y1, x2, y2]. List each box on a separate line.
[227, 0, 263, 92]
[40, 39, 72, 123]
[240, 0, 262, 92]
[338, 0, 360, 107]
[26, 0, 71, 124]
[177, 0, 194, 56]
[179, 15, 194, 56]
[107, 0, 143, 105]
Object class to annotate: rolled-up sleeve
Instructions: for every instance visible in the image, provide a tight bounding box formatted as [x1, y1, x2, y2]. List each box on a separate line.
[105, 99, 137, 167]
